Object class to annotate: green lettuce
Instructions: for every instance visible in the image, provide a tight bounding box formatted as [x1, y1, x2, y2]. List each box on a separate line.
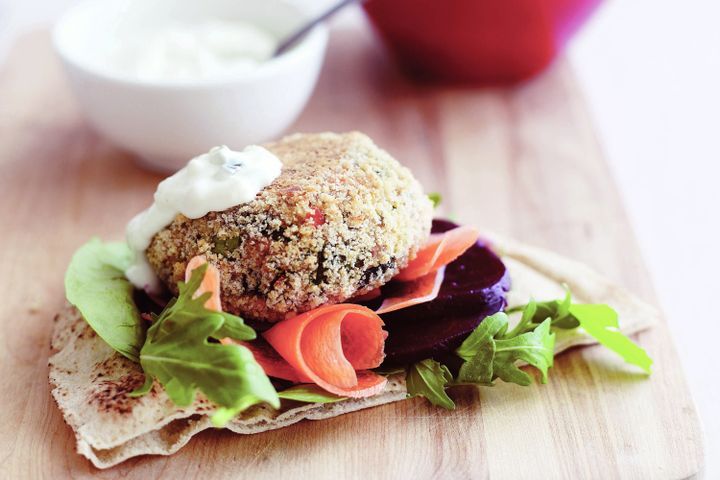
[407, 289, 652, 409]
[506, 289, 653, 373]
[407, 359, 455, 409]
[428, 192, 442, 208]
[64, 238, 144, 362]
[570, 304, 652, 374]
[130, 265, 280, 424]
[277, 384, 347, 403]
[456, 313, 555, 386]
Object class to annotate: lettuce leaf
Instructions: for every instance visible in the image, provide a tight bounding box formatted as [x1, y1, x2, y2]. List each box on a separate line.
[277, 384, 347, 403]
[507, 288, 652, 373]
[64, 238, 144, 362]
[428, 192, 442, 208]
[131, 265, 279, 424]
[570, 304, 653, 373]
[456, 313, 555, 386]
[492, 319, 554, 385]
[407, 289, 652, 408]
[455, 313, 506, 384]
[505, 287, 577, 334]
[406, 359, 455, 409]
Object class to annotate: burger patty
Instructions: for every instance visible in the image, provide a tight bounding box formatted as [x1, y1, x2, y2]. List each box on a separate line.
[146, 132, 433, 322]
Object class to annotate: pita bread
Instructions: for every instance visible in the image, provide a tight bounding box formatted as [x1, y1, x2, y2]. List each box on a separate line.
[49, 236, 659, 468]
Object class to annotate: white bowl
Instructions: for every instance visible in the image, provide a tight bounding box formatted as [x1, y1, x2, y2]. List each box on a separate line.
[53, 0, 328, 171]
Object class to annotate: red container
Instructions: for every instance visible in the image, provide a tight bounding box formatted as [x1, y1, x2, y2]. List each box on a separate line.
[363, 0, 601, 84]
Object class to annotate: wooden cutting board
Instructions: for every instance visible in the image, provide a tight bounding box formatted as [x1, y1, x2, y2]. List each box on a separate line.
[0, 22, 703, 479]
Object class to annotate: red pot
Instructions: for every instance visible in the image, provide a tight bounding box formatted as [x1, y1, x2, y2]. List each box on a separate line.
[363, 0, 601, 84]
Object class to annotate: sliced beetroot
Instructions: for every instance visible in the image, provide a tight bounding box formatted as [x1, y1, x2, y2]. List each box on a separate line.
[378, 219, 510, 366]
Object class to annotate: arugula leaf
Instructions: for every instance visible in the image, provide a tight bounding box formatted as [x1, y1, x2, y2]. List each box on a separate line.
[456, 313, 506, 384]
[210, 406, 243, 427]
[407, 289, 652, 409]
[406, 359, 455, 409]
[213, 310, 256, 341]
[64, 238, 145, 362]
[508, 287, 652, 373]
[407, 313, 555, 412]
[277, 384, 347, 403]
[211, 385, 346, 427]
[456, 313, 507, 362]
[145, 265, 255, 343]
[428, 192, 442, 208]
[131, 266, 279, 422]
[455, 313, 555, 386]
[501, 299, 537, 339]
[506, 286, 578, 331]
[493, 319, 555, 385]
[570, 304, 653, 373]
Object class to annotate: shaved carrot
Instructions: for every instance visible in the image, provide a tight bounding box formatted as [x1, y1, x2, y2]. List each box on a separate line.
[395, 225, 480, 281]
[263, 304, 388, 398]
[185, 257, 298, 379]
[375, 266, 446, 314]
[185, 258, 389, 396]
[222, 338, 304, 383]
[184, 255, 222, 312]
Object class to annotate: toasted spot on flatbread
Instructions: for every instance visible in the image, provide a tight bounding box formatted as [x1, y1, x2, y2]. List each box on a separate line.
[89, 373, 146, 415]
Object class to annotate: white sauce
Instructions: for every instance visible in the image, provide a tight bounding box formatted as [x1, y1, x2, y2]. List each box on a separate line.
[125, 145, 282, 292]
[110, 20, 277, 82]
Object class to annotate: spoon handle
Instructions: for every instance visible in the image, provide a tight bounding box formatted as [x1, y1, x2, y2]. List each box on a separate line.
[274, 0, 363, 57]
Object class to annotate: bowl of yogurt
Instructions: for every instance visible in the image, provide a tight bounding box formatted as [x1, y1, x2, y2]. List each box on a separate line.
[53, 0, 328, 171]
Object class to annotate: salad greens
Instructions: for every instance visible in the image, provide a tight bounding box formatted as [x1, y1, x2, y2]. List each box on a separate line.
[277, 384, 347, 403]
[66, 240, 653, 423]
[428, 192, 442, 208]
[570, 304, 652, 374]
[406, 289, 653, 408]
[65, 240, 350, 427]
[457, 313, 554, 386]
[211, 384, 347, 427]
[65, 239, 145, 362]
[407, 359, 455, 409]
[129, 264, 279, 420]
[505, 288, 652, 374]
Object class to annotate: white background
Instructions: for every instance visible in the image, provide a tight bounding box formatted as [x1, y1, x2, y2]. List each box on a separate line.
[1, 0, 717, 476]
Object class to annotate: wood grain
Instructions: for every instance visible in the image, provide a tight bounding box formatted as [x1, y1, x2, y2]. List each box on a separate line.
[0, 22, 703, 480]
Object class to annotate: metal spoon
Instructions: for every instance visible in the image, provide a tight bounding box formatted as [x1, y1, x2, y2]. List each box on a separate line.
[273, 0, 363, 57]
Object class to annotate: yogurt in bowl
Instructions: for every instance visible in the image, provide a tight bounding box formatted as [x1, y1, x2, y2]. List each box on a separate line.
[53, 0, 328, 171]
[110, 20, 278, 83]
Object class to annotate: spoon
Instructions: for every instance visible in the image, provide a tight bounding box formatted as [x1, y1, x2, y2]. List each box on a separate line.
[273, 0, 364, 57]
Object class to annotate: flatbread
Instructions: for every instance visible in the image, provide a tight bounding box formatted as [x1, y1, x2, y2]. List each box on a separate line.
[48, 236, 659, 468]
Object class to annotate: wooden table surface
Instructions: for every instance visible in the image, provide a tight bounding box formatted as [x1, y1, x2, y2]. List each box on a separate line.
[0, 24, 704, 479]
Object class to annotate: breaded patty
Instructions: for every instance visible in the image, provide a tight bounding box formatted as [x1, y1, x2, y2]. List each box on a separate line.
[147, 132, 433, 322]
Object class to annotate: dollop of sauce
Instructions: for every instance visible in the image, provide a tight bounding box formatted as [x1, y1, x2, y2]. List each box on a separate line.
[111, 20, 276, 82]
[125, 145, 282, 292]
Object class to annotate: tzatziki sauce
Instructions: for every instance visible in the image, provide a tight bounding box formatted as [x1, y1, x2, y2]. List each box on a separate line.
[110, 20, 277, 82]
[125, 145, 282, 292]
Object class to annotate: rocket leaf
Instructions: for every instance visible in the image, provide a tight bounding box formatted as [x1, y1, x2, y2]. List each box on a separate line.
[130, 266, 279, 423]
[570, 304, 653, 373]
[456, 313, 555, 386]
[277, 384, 347, 403]
[406, 359, 455, 409]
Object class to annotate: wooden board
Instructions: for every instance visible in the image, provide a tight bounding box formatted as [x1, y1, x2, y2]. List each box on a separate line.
[0, 23, 703, 479]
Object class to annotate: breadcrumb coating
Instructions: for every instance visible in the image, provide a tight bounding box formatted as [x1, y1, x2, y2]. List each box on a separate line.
[146, 132, 433, 322]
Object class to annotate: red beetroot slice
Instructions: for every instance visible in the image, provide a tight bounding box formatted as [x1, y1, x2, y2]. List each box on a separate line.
[375, 219, 510, 366]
